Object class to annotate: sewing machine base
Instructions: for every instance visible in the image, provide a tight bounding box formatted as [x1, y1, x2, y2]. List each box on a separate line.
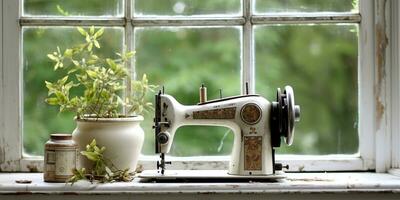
[138, 170, 286, 181]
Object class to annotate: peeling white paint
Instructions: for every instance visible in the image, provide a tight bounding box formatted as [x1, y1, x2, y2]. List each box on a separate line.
[0, 172, 400, 194]
[374, 0, 392, 173]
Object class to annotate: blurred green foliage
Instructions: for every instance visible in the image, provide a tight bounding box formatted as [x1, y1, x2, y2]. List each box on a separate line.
[135, 27, 241, 155]
[255, 0, 357, 13]
[255, 25, 358, 154]
[23, 0, 358, 156]
[135, 0, 240, 16]
[24, 0, 123, 16]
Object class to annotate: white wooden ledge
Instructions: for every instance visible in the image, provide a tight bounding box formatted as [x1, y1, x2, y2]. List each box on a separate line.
[0, 172, 399, 195]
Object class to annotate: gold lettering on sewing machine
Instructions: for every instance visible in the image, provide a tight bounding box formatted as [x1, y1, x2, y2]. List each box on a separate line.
[192, 107, 236, 119]
[244, 136, 262, 170]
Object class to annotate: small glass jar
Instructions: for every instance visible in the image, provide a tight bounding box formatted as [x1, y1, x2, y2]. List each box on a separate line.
[44, 134, 78, 182]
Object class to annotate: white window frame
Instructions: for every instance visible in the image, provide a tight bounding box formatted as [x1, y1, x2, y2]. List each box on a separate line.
[0, 0, 399, 173]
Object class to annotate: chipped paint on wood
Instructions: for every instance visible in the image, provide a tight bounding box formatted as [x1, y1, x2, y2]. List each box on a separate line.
[0, 160, 20, 172]
[376, 99, 385, 128]
[374, 0, 392, 173]
[286, 177, 334, 182]
[26, 165, 38, 173]
[0, 146, 4, 164]
[20, 159, 43, 172]
[375, 0, 388, 128]
[0, 172, 400, 195]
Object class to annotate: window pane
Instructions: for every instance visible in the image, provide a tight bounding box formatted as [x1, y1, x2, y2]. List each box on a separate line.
[255, 24, 358, 154]
[168, 126, 234, 156]
[135, 27, 241, 155]
[254, 0, 358, 14]
[23, 27, 123, 155]
[134, 0, 241, 16]
[23, 0, 123, 17]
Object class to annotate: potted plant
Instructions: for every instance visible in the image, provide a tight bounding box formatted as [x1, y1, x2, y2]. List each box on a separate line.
[45, 26, 156, 173]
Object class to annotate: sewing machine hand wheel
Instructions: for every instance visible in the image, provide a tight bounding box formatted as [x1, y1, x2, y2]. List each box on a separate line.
[271, 86, 300, 147]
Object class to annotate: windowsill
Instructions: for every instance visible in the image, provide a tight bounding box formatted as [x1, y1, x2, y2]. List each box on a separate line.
[0, 171, 400, 195]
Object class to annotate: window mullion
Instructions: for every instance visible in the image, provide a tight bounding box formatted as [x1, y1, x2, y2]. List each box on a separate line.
[242, 0, 253, 94]
[123, 0, 133, 115]
[0, 0, 21, 171]
[131, 17, 245, 26]
[350, 0, 375, 171]
[19, 17, 126, 26]
[251, 13, 361, 24]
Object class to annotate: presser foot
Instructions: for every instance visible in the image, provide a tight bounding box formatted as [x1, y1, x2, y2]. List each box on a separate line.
[156, 153, 171, 175]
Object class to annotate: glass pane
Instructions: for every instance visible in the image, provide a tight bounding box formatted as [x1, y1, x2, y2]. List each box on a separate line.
[23, 27, 123, 155]
[134, 0, 241, 16]
[169, 126, 234, 156]
[255, 0, 358, 13]
[23, 0, 123, 16]
[255, 24, 358, 154]
[135, 27, 241, 155]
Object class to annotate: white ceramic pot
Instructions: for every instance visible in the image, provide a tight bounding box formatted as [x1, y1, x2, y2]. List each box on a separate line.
[72, 116, 144, 172]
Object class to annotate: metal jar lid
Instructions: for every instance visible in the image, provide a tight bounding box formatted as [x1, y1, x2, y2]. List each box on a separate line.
[50, 133, 72, 140]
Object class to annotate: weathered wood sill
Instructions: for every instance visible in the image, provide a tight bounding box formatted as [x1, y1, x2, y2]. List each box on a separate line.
[0, 172, 399, 195]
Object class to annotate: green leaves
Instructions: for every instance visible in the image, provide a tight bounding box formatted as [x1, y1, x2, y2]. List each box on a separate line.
[63, 49, 73, 58]
[81, 151, 100, 162]
[45, 26, 156, 119]
[77, 27, 87, 36]
[107, 58, 127, 77]
[56, 5, 69, 16]
[94, 28, 104, 39]
[93, 40, 100, 49]
[116, 50, 135, 62]
[47, 54, 58, 61]
[67, 168, 86, 185]
[47, 46, 64, 70]
[67, 139, 134, 184]
[60, 75, 68, 85]
[45, 98, 59, 105]
[86, 70, 98, 79]
[126, 74, 158, 115]
[45, 75, 81, 113]
[76, 26, 104, 51]
[90, 26, 95, 35]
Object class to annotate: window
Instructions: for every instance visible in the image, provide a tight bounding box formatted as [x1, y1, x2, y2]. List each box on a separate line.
[2, 0, 399, 172]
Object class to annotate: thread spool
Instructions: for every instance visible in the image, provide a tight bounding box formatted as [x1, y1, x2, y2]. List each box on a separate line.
[199, 84, 207, 103]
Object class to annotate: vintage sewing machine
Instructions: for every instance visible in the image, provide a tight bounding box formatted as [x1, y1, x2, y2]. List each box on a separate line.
[150, 84, 300, 177]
